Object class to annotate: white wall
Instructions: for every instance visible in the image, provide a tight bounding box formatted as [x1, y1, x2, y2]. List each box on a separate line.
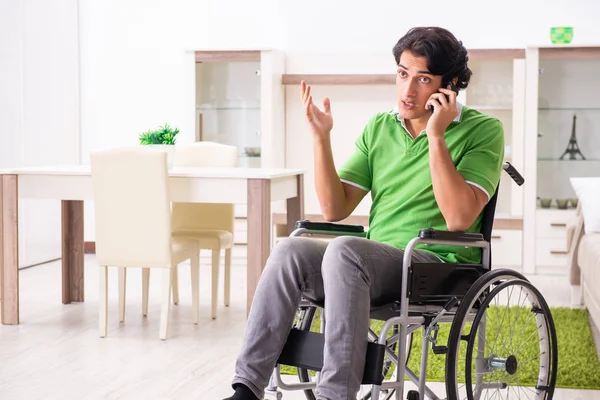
[282, 0, 598, 52]
[0, 0, 80, 266]
[0, 0, 23, 171]
[78, 0, 284, 239]
[78, 0, 600, 163]
[5, 0, 595, 240]
[281, 0, 600, 215]
[78, 0, 284, 159]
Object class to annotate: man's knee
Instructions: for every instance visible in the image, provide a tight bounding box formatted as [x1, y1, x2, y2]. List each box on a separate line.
[321, 236, 370, 283]
[271, 237, 316, 259]
[324, 236, 366, 259]
[265, 237, 323, 278]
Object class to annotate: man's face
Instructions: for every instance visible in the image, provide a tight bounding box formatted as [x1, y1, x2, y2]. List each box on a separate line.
[395, 50, 443, 120]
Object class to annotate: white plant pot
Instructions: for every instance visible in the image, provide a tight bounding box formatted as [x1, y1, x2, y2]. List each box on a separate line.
[146, 144, 175, 168]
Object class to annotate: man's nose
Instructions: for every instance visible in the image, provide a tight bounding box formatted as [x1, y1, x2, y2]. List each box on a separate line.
[403, 79, 418, 97]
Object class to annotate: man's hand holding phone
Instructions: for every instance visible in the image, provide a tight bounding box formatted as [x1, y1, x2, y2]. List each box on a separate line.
[301, 81, 334, 141]
[425, 85, 459, 140]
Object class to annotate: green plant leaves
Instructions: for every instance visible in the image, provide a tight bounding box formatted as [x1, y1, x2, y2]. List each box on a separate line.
[139, 123, 180, 145]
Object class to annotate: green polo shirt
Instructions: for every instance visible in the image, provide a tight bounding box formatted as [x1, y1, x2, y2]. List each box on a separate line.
[338, 105, 504, 264]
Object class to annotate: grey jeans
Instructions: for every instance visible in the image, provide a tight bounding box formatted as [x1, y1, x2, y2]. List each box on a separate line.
[232, 236, 442, 400]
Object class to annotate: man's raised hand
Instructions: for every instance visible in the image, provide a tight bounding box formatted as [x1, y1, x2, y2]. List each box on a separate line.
[301, 80, 333, 140]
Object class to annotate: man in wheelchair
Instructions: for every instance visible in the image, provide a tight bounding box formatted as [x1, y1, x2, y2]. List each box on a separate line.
[224, 27, 556, 400]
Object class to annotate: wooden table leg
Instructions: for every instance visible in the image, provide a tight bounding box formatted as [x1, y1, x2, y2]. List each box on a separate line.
[62, 200, 84, 303]
[1, 175, 20, 325]
[246, 179, 271, 316]
[286, 174, 305, 235]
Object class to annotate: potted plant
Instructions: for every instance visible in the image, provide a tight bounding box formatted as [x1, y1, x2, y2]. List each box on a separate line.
[139, 123, 180, 145]
[139, 123, 180, 167]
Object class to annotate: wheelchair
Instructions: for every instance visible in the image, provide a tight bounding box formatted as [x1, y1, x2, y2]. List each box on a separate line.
[265, 162, 558, 400]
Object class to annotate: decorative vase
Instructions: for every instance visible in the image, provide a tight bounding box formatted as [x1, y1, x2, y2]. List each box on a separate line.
[540, 198, 552, 209]
[570, 198, 579, 208]
[147, 144, 175, 168]
[556, 199, 569, 210]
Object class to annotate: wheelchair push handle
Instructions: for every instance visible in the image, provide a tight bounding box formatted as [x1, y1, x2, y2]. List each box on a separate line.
[502, 161, 524, 186]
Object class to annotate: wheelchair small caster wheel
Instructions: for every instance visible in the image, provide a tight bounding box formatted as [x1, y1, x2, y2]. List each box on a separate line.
[407, 390, 419, 400]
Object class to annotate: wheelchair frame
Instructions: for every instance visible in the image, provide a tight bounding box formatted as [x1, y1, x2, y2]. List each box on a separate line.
[265, 163, 557, 400]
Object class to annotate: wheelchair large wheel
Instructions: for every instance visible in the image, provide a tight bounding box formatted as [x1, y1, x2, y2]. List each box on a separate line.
[295, 305, 412, 400]
[445, 269, 558, 400]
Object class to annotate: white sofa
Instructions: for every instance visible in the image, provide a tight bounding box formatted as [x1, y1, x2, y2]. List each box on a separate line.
[568, 195, 600, 333]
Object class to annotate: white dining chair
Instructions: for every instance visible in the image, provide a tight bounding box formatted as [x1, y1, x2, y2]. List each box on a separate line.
[171, 141, 237, 319]
[90, 147, 201, 340]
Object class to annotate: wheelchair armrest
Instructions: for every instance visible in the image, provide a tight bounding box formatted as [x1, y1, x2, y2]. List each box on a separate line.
[418, 228, 484, 242]
[293, 220, 367, 237]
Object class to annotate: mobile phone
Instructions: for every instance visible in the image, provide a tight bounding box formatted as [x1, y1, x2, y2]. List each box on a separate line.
[428, 81, 459, 113]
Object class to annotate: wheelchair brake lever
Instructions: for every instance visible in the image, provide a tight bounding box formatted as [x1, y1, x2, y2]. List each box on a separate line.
[426, 321, 449, 355]
[425, 297, 457, 355]
[428, 297, 458, 328]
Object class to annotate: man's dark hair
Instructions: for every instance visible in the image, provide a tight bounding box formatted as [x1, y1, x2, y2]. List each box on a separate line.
[392, 27, 472, 90]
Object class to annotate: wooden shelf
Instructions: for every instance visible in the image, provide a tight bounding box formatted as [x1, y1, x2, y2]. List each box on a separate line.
[282, 74, 395, 85]
[281, 49, 525, 85]
[195, 50, 261, 62]
[540, 46, 600, 59]
[468, 49, 525, 60]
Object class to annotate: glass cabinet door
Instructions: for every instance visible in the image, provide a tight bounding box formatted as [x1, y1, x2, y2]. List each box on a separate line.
[195, 60, 262, 167]
[536, 52, 600, 209]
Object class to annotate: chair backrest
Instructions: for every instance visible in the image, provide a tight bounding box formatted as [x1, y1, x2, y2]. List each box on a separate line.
[478, 184, 500, 269]
[90, 147, 172, 268]
[171, 142, 238, 233]
[480, 185, 499, 244]
[174, 141, 238, 167]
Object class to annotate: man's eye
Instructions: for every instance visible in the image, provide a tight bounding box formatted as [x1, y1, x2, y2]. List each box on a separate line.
[420, 77, 431, 83]
[398, 71, 407, 77]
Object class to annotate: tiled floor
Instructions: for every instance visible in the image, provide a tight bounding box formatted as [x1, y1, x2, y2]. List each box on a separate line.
[0, 249, 599, 399]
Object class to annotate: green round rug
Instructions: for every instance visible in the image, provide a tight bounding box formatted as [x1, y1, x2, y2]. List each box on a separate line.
[280, 307, 600, 390]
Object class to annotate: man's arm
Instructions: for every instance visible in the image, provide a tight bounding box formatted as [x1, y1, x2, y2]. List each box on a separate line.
[428, 137, 489, 231]
[425, 87, 503, 232]
[314, 137, 368, 222]
[300, 81, 370, 222]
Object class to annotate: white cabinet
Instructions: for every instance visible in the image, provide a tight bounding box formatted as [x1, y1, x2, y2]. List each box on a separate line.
[491, 229, 523, 269]
[189, 50, 286, 169]
[459, 54, 527, 218]
[183, 50, 287, 237]
[534, 209, 576, 274]
[523, 45, 600, 274]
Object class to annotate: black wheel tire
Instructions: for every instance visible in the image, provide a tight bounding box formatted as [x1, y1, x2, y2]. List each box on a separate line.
[445, 268, 556, 400]
[463, 279, 557, 400]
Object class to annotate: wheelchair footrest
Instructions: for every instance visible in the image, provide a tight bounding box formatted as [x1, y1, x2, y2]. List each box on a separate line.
[277, 328, 387, 385]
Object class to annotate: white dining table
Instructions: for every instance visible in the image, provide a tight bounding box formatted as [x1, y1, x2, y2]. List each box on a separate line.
[0, 165, 305, 325]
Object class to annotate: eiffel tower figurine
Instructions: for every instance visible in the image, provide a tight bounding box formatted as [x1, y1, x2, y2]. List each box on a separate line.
[560, 113, 586, 160]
